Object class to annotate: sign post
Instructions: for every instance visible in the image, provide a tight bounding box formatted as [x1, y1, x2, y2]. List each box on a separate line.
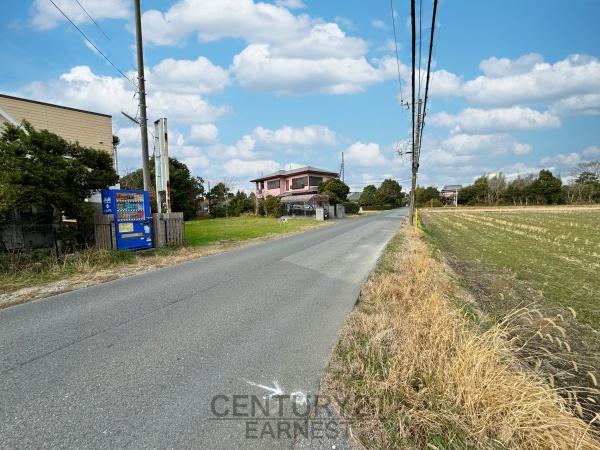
[153, 118, 171, 213]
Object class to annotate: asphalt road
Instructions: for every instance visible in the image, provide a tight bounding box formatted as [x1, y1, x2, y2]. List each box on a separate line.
[0, 209, 406, 449]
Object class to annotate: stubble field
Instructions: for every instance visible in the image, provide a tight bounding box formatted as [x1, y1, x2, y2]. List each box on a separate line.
[421, 206, 600, 328]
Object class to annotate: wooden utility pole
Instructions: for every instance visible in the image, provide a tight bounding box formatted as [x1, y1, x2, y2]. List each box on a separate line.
[133, 0, 151, 192]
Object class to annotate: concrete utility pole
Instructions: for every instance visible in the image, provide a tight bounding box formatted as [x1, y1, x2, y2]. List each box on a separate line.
[409, 98, 422, 225]
[133, 0, 151, 192]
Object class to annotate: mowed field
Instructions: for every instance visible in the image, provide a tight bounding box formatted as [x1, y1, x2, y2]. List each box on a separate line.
[420, 207, 600, 328]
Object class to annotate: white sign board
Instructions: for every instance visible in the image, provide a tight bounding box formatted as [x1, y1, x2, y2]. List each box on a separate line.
[153, 118, 169, 192]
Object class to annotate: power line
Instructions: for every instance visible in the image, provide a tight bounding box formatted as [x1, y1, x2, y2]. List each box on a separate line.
[417, 0, 423, 101]
[72, 0, 111, 41]
[417, 0, 439, 165]
[389, 0, 404, 105]
[47, 0, 135, 88]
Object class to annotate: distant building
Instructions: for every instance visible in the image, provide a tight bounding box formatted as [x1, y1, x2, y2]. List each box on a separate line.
[250, 166, 339, 199]
[441, 184, 462, 206]
[250, 166, 338, 217]
[0, 93, 115, 163]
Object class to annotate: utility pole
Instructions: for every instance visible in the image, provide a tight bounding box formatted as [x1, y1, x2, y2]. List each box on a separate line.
[409, 98, 422, 225]
[133, 0, 151, 192]
[339, 152, 345, 182]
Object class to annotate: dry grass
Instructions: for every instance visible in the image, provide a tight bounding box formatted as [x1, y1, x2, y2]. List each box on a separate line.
[324, 225, 599, 449]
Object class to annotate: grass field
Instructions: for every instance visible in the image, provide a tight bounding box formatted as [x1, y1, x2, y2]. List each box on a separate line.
[184, 216, 321, 246]
[421, 207, 600, 328]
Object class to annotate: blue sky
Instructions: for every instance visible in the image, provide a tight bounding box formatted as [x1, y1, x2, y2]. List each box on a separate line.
[2, 0, 599, 192]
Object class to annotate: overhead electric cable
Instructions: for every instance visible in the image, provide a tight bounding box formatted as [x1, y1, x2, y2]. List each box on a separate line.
[47, 0, 135, 88]
[410, 0, 416, 158]
[389, 0, 404, 104]
[418, 0, 423, 100]
[73, 0, 111, 41]
[417, 0, 439, 164]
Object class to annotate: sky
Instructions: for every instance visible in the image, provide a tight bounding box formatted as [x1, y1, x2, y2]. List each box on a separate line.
[2, 0, 600, 192]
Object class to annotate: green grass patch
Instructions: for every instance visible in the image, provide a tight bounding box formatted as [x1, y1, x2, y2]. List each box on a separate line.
[185, 216, 321, 246]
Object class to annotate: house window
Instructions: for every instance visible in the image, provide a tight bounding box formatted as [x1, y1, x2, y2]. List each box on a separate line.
[267, 179, 280, 190]
[309, 176, 323, 186]
[286, 180, 289, 191]
[291, 176, 308, 189]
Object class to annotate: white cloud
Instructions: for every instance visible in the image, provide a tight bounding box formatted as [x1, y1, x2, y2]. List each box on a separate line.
[372, 19, 388, 30]
[223, 158, 281, 177]
[253, 125, 336, 147]
[549, 93, 600, 116]
[141, 0, 314, 46]
[189, 124, 218, 144]
[344, 142, 388, 167]
[479, 53, 544, 78]
[442, 133, 532, 156]
[147, 57, 230, 95]
[270, 23, 367, 60]
[430, 107, 561, 133]
[540, 152, 582, 167]
[31, 0, 129, 30]
[141, 0, 397, 96]
[231, 45, 393, 95]
[582, 145, 600, 158]
[21, 65, 228, 128]
[275, 0, 306, 9]
[462, 54, 600, 109]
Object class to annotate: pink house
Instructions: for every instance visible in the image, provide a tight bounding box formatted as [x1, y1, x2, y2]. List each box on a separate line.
[250, 166, 339, 200]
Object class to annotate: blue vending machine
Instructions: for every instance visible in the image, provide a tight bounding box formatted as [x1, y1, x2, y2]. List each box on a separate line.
[101, 189, 153, 250]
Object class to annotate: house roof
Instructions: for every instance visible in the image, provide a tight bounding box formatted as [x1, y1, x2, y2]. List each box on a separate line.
[0, 93, 112, 118]
[250, 165, 338, 182]
[280, 193, 329, 203]
[441, 184, 462, 191]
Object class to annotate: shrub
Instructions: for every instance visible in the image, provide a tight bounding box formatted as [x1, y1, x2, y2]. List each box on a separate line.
[342, 201, 360, 214]
[262, 196, 282, 217]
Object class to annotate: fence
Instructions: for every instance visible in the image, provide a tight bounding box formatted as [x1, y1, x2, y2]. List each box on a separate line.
[94, 214, 116, 250]
[152, 212, 185, 248]
[94, 212, 185, 250]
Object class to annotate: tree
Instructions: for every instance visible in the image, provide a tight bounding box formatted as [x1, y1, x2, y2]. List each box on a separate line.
[529, 169, 563, 204]
[318, 178, 349, 204]
[262, 195, 282, 217]
[415, 186, 440, 206]
[504, 174, 535, 205]
[358, 185, 382, 206]
[0, 121, 118, 224]
[121, 157, 204, 220]
[377, 179, 404, 206]
[205, 182, 229, 218]
[229, 191, 255, 216]
[570, 161, 600, 203]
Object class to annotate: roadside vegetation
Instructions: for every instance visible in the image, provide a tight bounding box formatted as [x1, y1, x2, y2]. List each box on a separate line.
[0, 216, 323, 303]
[325, 223, 599, 449]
